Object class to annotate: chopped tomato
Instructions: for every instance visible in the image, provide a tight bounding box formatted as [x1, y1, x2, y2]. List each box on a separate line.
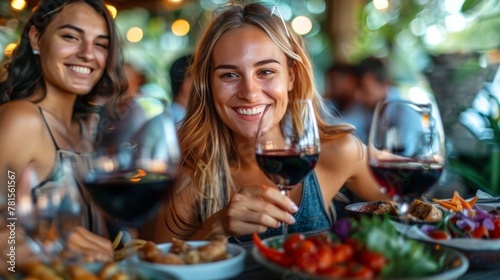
[318, 263, 348, 277]
[471, 225, 489, 239]
[293, 240, 317, 259]
[313, 247, 335, 270]
[283, 233, 304, 254]
[347, 263, 375, 279]
[330, 243, 354, 263]
[427, 229, 451, 240]
[359, 251, 387, 274]
[296, 255, 318, 274]
[489, 218, 500, 239]
[306, 233, 330, 249]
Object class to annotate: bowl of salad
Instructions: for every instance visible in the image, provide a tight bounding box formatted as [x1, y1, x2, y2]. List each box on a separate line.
[252, 216, 469, 279]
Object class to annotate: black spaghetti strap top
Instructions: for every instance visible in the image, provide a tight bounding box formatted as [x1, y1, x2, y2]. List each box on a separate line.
[33, 107, 97, 233]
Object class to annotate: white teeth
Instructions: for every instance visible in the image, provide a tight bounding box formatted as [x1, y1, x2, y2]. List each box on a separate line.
[68, 65, 91, 74]
[236, 106, 265, 116]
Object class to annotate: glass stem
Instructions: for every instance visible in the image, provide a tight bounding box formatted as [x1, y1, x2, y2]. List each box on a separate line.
[278, 185, 290, 236]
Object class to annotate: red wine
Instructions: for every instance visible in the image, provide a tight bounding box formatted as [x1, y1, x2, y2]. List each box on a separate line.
[256, 149, 319, 187]
[84, 171, 174, 227]
[370, 161, 443, 199]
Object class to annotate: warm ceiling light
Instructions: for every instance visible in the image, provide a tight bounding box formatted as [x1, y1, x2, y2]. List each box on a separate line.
[4, 43, 17, 58]
[168, 0, 183, 3]
[11, 0, 27, 11]
[106, 4, 117, 19]
[171, 19, 190, 36]
[126, 27, 144, 43]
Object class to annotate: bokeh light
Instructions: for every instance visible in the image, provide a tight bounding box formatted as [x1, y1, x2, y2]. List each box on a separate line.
[291, 16, 313, 35]
[11, 0, 27, 11]
[171, 19, 190, 36]
[445, 14, 467, 32]
[306, 0, 326, 14]
[373, 0, 389, 11]
[4, 43, 17, 58]
[126, 27, 144, 43]
[424, 25, 445, 45]
[106, 4, 118, 19]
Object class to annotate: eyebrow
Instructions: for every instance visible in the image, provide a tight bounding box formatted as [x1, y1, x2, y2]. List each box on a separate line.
[213, 59, 281, 71]
[58, 24, 110, 40]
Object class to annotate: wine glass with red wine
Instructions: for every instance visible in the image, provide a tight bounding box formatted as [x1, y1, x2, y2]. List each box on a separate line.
[255, 99, 320, 235]
[367, 100, 445, 222]
[78, 97, 180, 266]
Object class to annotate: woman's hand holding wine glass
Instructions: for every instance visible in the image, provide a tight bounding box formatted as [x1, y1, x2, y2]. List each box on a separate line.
[367, 100, 446, 223]
[254, 99, 320, 235]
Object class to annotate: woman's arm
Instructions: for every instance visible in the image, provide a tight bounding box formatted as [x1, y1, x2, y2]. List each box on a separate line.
[140, 172, 298, 242]
[344, 141, 389, 202]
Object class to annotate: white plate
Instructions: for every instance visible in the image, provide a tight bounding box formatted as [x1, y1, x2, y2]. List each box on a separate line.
[85, 262, 179, 280]
[134, 241, 246, 280]
[252, 235, 469, 280]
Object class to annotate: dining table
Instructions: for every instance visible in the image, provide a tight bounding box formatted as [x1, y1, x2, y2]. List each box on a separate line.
[230, 236, 500, 280]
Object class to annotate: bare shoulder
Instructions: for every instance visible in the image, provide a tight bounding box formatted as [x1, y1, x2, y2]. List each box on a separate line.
[0, 101, 45, 143]
[0, 100, 44, 126]
[319, 132, 365, 168]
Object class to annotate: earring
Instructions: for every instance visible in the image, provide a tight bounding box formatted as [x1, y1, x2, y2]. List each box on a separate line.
[33, 49, 39, 55]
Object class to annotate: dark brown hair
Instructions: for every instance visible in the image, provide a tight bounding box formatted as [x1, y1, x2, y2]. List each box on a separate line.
[0, 0, 128, 114]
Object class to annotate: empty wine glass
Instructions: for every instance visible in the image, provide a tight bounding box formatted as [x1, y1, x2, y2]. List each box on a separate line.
[255, 99, 320, 235]
[367, 100, 446, 223]
[17, 152, 84, 263]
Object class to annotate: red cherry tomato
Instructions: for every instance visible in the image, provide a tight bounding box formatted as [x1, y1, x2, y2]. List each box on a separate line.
[488, 218, 500, 239]
[293, 240, 317, 260]
[318, 263, 348, 277]
[359, 251, 387, 274]
[347, 263, 375, 279]
[306, 233, 330, 249]
[296, 254, 318, 274]
[330, 243, 354, 263]
[283, 233, 304, 254]
[427, 229, 451, 240]
[313, 247, 335, 270]
[471, 225, 489, 239]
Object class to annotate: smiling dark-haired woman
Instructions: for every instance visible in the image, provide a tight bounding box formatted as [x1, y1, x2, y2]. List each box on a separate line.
[0, 0, 128, 262]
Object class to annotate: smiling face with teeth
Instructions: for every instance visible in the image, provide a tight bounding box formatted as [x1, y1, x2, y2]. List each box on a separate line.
[211, 26, 295, 140]
[29, 2, 109, 97]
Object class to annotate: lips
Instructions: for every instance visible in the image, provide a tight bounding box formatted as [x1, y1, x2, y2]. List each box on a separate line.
[67, 65, 92, 75]
[235, 105, 266, 116]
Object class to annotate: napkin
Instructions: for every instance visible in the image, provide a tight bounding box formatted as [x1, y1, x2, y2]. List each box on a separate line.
[474, 190, 500, 212]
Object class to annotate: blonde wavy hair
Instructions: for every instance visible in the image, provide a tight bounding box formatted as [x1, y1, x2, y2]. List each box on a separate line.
[170, 2, 354, 234]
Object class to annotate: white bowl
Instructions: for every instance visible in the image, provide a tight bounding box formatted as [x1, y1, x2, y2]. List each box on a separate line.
[135, 241, 246, 280]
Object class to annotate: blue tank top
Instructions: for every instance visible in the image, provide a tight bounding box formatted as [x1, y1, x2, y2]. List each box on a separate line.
[229, 171, 331, 243]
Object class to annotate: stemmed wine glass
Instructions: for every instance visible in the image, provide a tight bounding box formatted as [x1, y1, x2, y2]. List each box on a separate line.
[255, 99, 320, 235]
[77, 97, 180, 269]
[367, 100, 445, 223]
[16, 152, 84, 263]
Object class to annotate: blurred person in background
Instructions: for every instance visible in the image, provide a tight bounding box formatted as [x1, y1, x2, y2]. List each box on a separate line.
[350, 56, 402, 143]
[324, 63, 371, 143]
[169, 54, 192, 127]
[0, 0, 129, 262]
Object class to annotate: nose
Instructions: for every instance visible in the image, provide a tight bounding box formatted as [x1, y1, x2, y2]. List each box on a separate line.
[238, 76, 259, 101]
[77, 41, 96, 61]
